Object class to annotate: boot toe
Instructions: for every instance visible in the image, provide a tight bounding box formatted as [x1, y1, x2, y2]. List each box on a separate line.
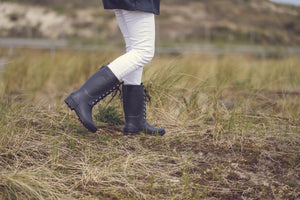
[78, 115, 97, 133]
[157, 128, 166, 136]
[75, 109, 97, 133]
[65, 95, 98, 133]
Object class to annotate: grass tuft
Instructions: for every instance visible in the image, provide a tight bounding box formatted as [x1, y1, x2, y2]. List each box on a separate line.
[94, 104, 124, 125]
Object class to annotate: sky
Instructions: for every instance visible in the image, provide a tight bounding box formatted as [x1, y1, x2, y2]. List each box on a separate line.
[269, 0, 300, 6]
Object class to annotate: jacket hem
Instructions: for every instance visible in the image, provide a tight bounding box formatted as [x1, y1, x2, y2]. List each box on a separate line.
[103, 6, 159, 15]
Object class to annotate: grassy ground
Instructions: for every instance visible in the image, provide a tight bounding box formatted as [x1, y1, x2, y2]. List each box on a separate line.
[0, 49, 299, 199]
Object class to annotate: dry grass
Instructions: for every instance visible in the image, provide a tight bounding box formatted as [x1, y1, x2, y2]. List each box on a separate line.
[0, 49, 299, 199]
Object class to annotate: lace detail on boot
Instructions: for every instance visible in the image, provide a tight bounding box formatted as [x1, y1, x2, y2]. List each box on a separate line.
[89, 81, 123, 106]
[142, 84, 151, 120]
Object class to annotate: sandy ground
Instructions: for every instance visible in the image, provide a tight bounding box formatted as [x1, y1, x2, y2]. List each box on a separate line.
[0, 2, 74, 38]
[0, 2, 105, 39]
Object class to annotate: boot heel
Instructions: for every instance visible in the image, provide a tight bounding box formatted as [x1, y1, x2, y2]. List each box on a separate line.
[64, 95, 76, 110]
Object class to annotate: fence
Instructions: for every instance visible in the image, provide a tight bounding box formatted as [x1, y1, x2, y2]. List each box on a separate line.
[1, 38, 300, 58]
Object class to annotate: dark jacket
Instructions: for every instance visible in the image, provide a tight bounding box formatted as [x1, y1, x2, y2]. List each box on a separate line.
[102, 0, 160, 15]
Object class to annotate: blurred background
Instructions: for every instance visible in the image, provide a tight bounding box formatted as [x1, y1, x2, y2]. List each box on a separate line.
[0, 2, 299, 199]
[0, 0, 300, 57]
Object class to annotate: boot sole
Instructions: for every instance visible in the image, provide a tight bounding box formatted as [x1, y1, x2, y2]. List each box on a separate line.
[64, 95, 97, 133]
[124, 130, 165, 136]
[123, 131, 140, 136]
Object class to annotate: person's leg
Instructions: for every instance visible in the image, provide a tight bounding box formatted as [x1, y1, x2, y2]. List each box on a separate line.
[122, 68, 143, 85]
[113, 10, 144, 85]
[108, 10, 155, 84]
[111, 10, 165, 135]
[114, 9, 132, 53]
[65, 9, 162, 134]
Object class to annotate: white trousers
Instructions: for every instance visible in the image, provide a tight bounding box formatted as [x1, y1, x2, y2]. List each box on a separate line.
[108, 9, 155, 85]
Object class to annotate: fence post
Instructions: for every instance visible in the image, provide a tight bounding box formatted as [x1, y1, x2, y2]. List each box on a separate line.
[9, 45, 14, 56]
[51, 46, 56, 56]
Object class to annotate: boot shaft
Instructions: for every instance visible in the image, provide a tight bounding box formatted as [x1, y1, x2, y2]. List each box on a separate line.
[122, 84, 145, 117]
[65, 65, 122, 133]
[122, 84, 165, 136]
[81, 66, 120, 98]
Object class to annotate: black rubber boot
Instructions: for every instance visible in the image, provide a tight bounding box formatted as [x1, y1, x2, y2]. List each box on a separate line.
[122, 84, 165, 136]
[64, 66, 122, 133]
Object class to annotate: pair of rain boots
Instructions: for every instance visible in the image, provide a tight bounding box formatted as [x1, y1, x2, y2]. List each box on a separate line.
[64, 65, 165, 136]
